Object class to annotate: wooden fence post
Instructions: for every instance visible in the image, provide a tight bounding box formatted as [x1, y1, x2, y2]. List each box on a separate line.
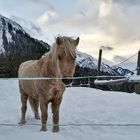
[135, 50, 140, 94]
[97, 49, 102, 76]
[137, 50, 140, 75]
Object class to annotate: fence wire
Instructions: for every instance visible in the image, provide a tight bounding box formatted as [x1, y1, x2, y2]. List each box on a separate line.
[0, 123, 140, 127]
[0, 75, 126, 80]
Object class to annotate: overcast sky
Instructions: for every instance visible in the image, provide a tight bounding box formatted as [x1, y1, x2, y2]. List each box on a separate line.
[0, 0, 140, 70]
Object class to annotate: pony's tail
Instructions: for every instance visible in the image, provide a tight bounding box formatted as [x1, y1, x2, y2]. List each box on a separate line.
[28, 97, 35, 114]
[28, 97, 40, 120]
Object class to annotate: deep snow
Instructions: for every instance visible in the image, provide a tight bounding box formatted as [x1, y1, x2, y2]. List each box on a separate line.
[0, 80, 140, 140]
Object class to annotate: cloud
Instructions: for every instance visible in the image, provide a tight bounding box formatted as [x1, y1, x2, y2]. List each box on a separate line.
[113, 53, 137, 64]
[100, 46, 113, 51]
[80, 11, 86, 17]
[10, 15, 42, 37]
[41, 0, 140, 51]
[113, 55, 126, 62]
[112, 54, 137, 70]
[30, 0, 55, 11]
[30, 22, 42, 34]
[113, 0, 140, 5]
[98, 0, 140, 43]
[7, 0, 139, 70]
[34, 0, 140, 66]
[99, 0, 112, 18]
[37, 10, 57, 26]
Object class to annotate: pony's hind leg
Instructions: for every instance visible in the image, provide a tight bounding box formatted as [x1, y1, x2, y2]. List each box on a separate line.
[19, 92, 28, 124]
[29, 97, 40, 120]
[34, 100, 40, 120]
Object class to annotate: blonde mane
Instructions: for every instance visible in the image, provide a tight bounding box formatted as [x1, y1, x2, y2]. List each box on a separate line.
[52, 36, 77, 59]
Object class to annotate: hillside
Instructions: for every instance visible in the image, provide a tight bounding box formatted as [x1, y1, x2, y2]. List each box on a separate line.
[76, 52, 120, 76]
[0, 14, 50, 77]
[112, 66, 134, 76]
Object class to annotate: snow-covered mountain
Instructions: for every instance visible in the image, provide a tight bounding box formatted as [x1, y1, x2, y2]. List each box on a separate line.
[0, 14, 133, 77]
[0, 14, 24, 53]
[111, 66, 134, 76]
[76, 52, 121, 76]
[0, 14, 50, 54]
[0, 14, 50, 76]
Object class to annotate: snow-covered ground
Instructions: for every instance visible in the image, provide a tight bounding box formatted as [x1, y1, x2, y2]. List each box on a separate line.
[0, 80, 140, 140]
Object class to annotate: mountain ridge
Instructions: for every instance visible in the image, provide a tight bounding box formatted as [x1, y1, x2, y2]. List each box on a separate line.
[0, 14, 133, 77]
[0, 14, 50, 76]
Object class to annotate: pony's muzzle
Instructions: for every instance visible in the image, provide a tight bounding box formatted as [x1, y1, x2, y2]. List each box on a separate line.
[62, 77, 73, 85]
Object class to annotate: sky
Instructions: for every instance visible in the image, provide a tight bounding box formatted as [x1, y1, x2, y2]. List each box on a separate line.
[0, 0, 140, 70]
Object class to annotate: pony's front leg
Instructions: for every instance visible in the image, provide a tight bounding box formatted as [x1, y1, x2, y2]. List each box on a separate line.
[52, 98, 62, 132]
[40, 100, 48, 131]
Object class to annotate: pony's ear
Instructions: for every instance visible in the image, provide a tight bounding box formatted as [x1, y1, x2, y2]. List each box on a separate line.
[56, 37, 62, 45]
[75, 37, 80, 46]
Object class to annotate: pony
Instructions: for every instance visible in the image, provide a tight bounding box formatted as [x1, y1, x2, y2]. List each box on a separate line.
[18, 36, 79, 132]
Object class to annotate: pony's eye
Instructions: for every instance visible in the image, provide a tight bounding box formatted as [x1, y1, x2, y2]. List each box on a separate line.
[58, 55, 63, 60]
[73, 56, 76, 60]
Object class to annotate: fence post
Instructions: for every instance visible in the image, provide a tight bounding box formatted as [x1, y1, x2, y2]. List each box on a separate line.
[97, 49, 102, 76]
[135, 50, 140, 94]
[137, 50, 140, 75]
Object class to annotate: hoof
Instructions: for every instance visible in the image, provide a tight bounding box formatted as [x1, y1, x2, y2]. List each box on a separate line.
[53, 126, 60, 132]
[18, 120, 26, 125]
[40, 125, 47, 132]
[35, 116, 40, 120]
[35, 113, 40, 120]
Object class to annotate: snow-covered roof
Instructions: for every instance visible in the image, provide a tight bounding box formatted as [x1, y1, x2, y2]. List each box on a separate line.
[129, 75, 140, 82]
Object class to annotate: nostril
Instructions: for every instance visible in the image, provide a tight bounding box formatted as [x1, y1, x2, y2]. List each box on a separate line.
[62, 77, 73, 85]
